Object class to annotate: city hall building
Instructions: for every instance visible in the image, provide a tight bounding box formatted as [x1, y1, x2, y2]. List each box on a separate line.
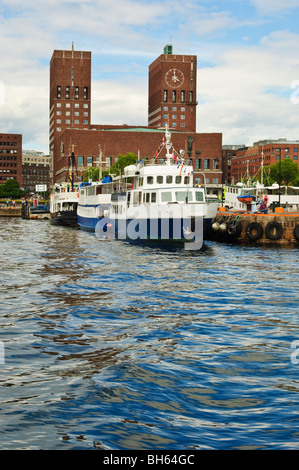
[49, 45, 222, 194]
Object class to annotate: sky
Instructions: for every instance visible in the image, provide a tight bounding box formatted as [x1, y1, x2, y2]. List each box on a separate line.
[1, 0, 299, 153]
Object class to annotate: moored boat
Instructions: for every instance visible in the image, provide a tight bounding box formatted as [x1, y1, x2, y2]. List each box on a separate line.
[98, 126, 219, 250]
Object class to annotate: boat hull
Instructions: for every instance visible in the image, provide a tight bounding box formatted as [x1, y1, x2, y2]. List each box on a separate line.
[50, 210, 78, 227]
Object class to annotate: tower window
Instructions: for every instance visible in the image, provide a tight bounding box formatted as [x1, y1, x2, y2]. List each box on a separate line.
[66, 86, 70, 99]
[164, 90, 168, 102]
[181, 91, 185, 103]
[84, 87, 88, 100]
[57, 86, 61, 98]
[172, 90, 176, 103]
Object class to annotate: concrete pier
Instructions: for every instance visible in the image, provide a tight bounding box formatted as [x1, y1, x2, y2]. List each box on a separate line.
[209, 208, 299, 245]
[0, 207, 21, 217]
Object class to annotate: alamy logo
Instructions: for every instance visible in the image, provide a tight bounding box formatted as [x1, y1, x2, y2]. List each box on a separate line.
[95, 206, 203, 250]
[291, 340, 299, 364]
[0, 81, 5, 104]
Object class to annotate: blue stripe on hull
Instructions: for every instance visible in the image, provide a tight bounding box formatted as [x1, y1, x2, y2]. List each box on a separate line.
[78, 215, 101, 232]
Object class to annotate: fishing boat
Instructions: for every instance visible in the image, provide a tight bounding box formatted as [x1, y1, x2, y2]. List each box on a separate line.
[50, 147, 79, 227]
[97, 126, 219, 250]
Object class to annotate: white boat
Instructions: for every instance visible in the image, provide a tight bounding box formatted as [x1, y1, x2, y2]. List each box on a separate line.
[224, 182, 299, 212]
[77, 176, 130, 231]
[97, 126, 219, 250]
[50, 182, 80, 227]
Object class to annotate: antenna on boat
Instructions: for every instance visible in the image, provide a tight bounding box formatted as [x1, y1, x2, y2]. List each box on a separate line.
[165, 125, 172, 165]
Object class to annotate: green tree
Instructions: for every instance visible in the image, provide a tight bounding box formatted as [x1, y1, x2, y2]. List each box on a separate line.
[268, 159, 299, 186]
[109, 152, 138, 176]
[0, 179, 24, 198]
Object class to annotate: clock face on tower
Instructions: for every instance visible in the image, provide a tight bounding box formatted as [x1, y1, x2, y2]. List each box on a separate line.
[165, 68, 184, 88]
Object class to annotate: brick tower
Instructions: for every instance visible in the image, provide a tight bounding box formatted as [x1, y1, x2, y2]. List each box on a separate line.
[49, 44, 91, 183]
[148, 45, 197, 132]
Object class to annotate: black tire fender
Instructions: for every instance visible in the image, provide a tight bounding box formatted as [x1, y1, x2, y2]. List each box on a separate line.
[293, 224, 299, 241]
[246, 222, 263, 240]
[265, 221, 283, 240]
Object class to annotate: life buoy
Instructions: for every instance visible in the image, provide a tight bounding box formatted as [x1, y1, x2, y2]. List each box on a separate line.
[293, 224, 299, 241]
[246, 222, 263, 240]
[265, 221, 283, 240]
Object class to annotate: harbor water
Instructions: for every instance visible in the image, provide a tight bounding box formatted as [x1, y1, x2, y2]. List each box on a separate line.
[0, 217, 299, 450]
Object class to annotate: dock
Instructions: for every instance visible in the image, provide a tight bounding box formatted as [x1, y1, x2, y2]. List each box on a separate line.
[209, 208, 299, 245]
[0, 207, 21, 217]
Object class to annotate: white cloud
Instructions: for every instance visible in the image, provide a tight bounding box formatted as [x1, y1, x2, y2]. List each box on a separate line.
[197, 30, 299, 144]
[250, 0, 299, 13]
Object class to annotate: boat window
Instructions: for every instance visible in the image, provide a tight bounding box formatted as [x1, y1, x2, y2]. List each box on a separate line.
[175, 191, 193, 202]
[143, 193, 150, 203]
[195, 191, 204, 202]
[96, 186, 102, 195]
[184, 176, 190, 184]
[166, 175, 173, 184]
[175, 176, 182, 184]
[139, 177, 143, 187]
[147, 176, 154, 184]
[157, 175, 163, 184]
[161, 192, 172, 202]
[151, 192, 156, 203]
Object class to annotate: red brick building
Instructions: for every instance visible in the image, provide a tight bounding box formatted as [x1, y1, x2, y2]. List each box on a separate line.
[230, 139, 299, 183]
[50, 45, 222, 194]
[0, 133, 22, 186]
[148, 44, 197, 132]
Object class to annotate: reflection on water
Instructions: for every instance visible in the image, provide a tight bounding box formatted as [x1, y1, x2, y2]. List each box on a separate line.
[0, 218, 299, 449]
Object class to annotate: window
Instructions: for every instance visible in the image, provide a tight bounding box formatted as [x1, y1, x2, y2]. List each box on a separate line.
[172, 90, 176, 102]
[66, 111, 70, 116]
[57, 103, 61, 108]
[175, 191, 192, 202]
[66, 86, 70, 99]
[294, 148, 298, 152]
[74, 120, 79, 124]
[75, 112, 79, 116]
[204, 159, 210, 170]
[75, 87, 79, 99]
[166, 175, 173, 184]
[151, 193, 156, 203]
[77, 156, 84, 167]
[164, 90, 168, 102]
[163, 106, 168, 111]
[87, 156, 93, 167]
[66, 103, 70, 108]
[175, 175, 182, 184]
[157, 176, 163, 184]
[184, 176, 190, 184]
[172, 115, 177, 119]
[180, 123, 185, 128]
[84, 87, 88, 100]
[163, 114, 168, 119]
[83, 120, 88, 124]
[75, 103, 79, 108]
[213, 178, 218, 184]
[147, 176, 154, 184]
[189, 91, 193, 102]
[195, 191, 204, 202]
[195, 159, 201, 170]
[161, 192, 172, 202]
[172, 107, 177, 111]
[84, 104, 89, 108]
[57, 86, 61, 98]
[181, 91, 185, 103]
[56, 111, 61, 116]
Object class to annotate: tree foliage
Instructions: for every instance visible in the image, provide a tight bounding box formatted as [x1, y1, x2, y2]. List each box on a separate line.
[263, 159, 299, 186]
[0, 179, 25, 198]
[84, 152, 138, 181]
